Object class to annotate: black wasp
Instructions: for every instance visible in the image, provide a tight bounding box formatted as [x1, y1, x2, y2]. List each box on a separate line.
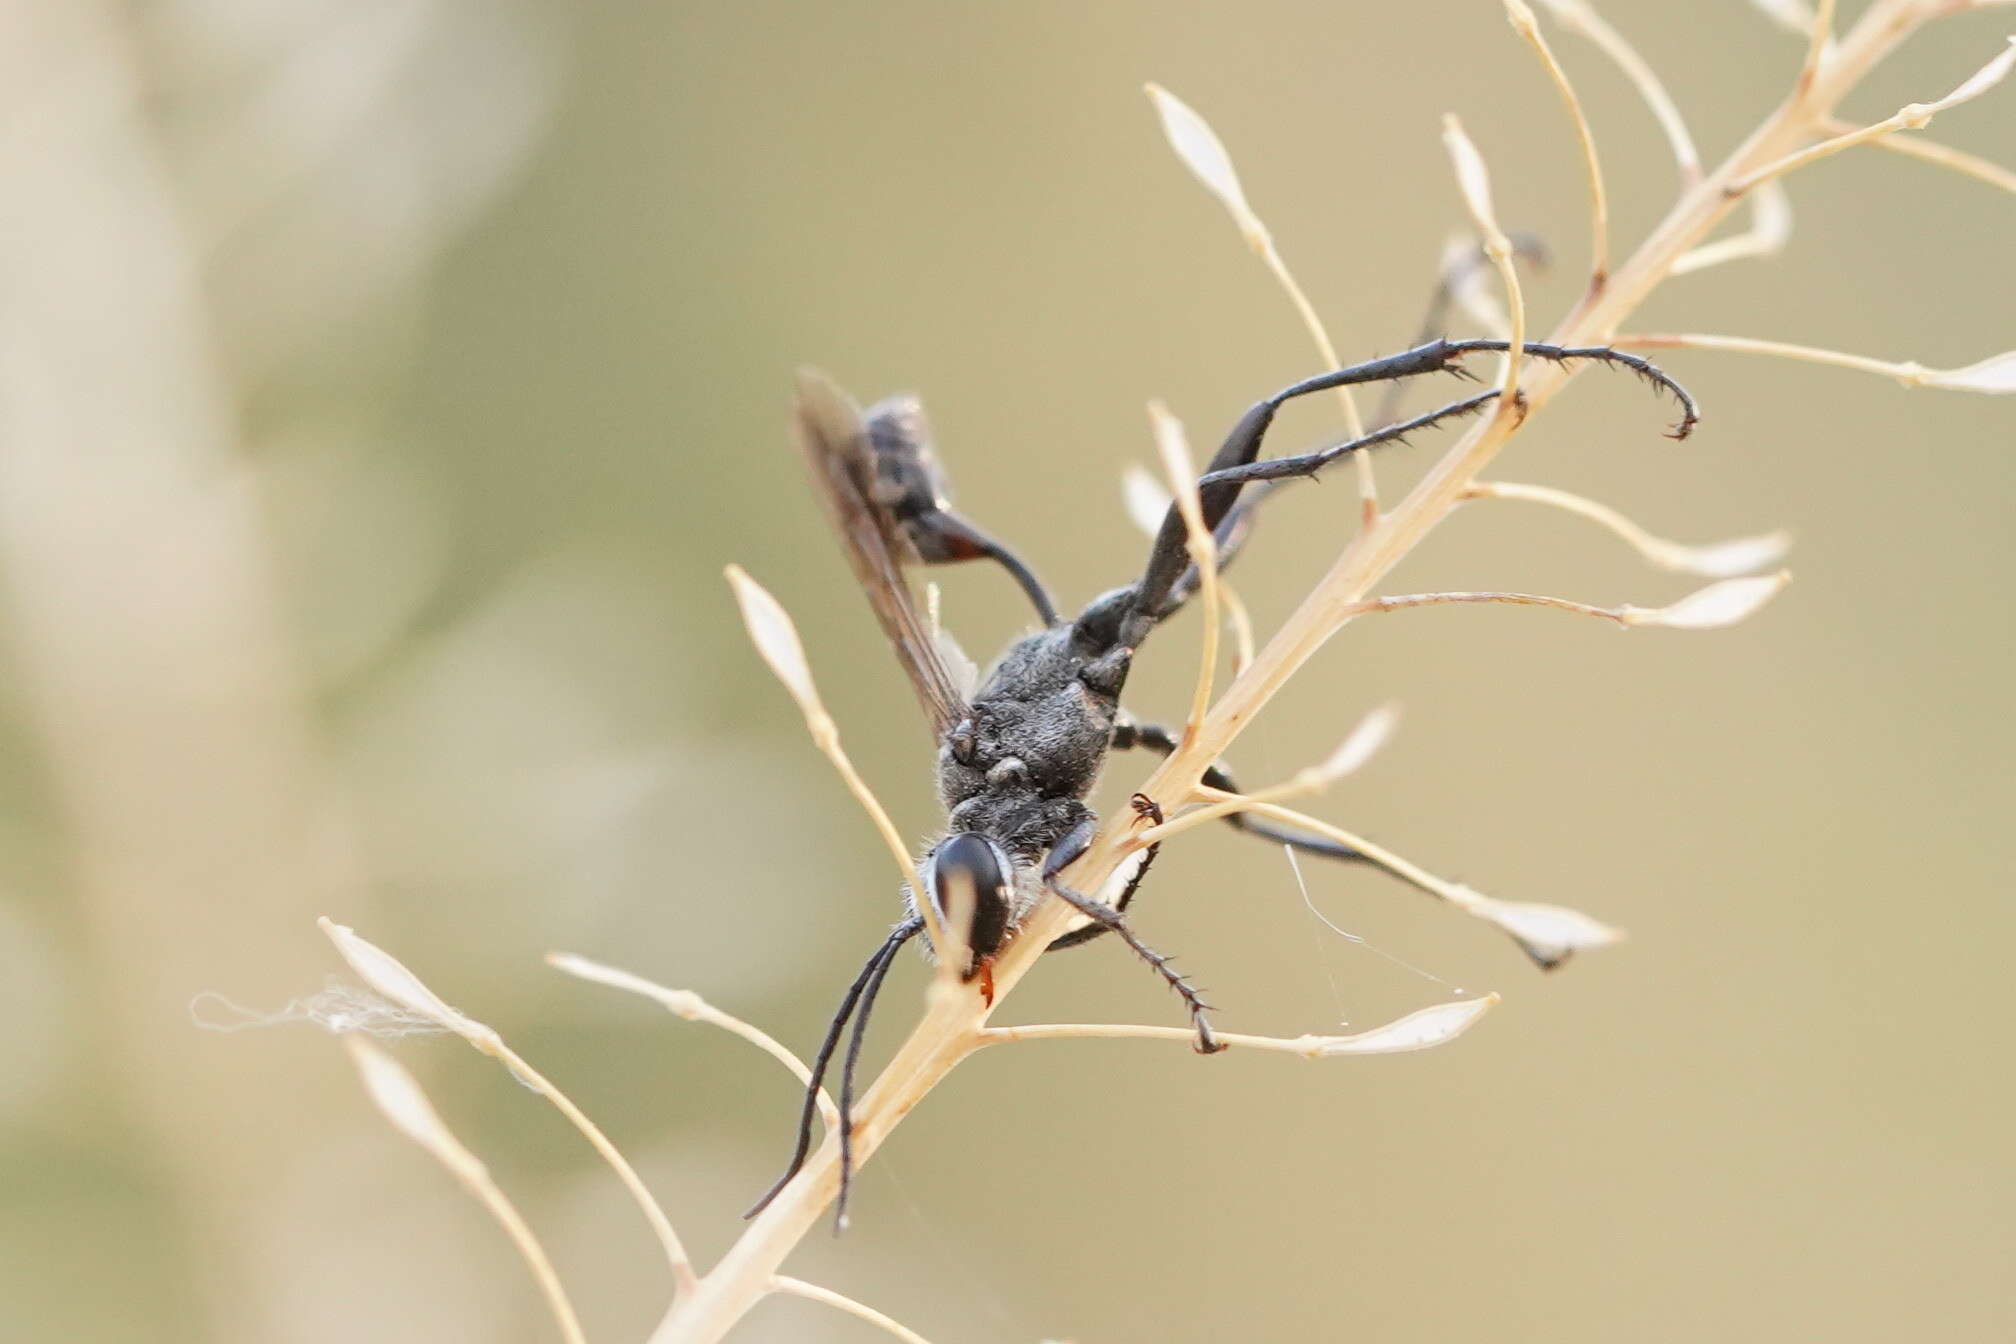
[751, 338, 1697, 1227]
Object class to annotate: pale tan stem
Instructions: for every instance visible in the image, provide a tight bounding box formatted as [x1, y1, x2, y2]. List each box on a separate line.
[466, 1179, 590, 1344]
[981, 994, 1500, 1057]
[1172, 0, 1925, 775]
[1541, 0, 1703, 183]
[1220, 580, 1258, 675]
[1834, 117, 2016, 192]
[1615, 332, 1936, 383]
[343, 1040, 588, 1344]
[548, 953, 839, 1131]
[1249, 235, 1378, 514]
[650, 5, 1938, 1339]
[1508, 0, 1611, 285]
[1735, 112, 1923, 189]
[486, 1043, 699, 1297]
[1733, 36, 2016, 192]
[1462, 481, 1791, 578]
[1226, 800, 1467, 903]
[1151, 403, 1222, 734]
[979, 1022, 1378, 1057]
[1670, 180, 1793, 275]
[1798, 0, 1839, 99]
[769, 1277, 934, 1344]
[1441, 116, 1527, 401]
[650, 1003, 991, 1342]
[727, 567, 949, 957]
[1354, 588, 1629, 624]
[1135, 771, 1333, 845]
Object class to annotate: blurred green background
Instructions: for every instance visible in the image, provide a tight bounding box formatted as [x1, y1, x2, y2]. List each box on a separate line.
[2, 2, 2011, 1341]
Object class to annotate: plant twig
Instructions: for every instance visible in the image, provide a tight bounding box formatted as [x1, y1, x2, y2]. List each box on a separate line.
[342, 1039, 589, 1344]
[1150, 403, 1223, 736]
[1337, 574, 1791, 630]
[1731, 36, 2016, 193]
[980, 994, 1500, 1057]
[1537, 0, 1703, 183]
[1221, 798, 1625, 967]
[323, 919, 699, 1296]
[725, 565, 951, 962]
[1671, 180, 1792, 275]
[1147, 84, 1379, 518]
[1461, 481, 1792, 578]
[651, 6, 1998, 1338]
[1507, 0, 1611, 287]
[1615, 332, 2016, 392]
[769, 1277, 934, 1344]
[1832, 116, 2016, 193]
[549, 953, 840, 1131]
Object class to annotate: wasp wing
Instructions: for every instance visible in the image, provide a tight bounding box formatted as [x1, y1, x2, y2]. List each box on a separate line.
[794, 368, 968, 739]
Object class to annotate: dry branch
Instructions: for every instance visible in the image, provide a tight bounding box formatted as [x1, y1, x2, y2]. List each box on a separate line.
[656, 8, 2003, 1338]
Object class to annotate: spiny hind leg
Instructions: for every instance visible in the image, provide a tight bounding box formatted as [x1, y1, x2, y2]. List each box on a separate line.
[1041, 816, 1221, 1054]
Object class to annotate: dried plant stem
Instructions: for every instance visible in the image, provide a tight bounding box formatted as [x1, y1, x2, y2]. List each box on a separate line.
[463, 1184, 588, 1344]
[486, 1044, 699, 1296]
[726, 566, 949, 957]
[1355, 588, 1651, 625]
[321, 920, 700, 1297]
[1266, 249, 1383, 518]
[1733, 35, 2015, 191]
[1462, 480, 1791, 578]
[1800, 0, 1840, 97]
[1136, 775, 1330, 845]
[1224, 799, 1469, 907]
[1670, 180, 1792, 275]
[652, 6, 1958, 1338]
[978, 1021, 1377, 1054]
[1183, 0, 1928, 758]
[1539, 0, 1703, 183]
[769, 1277, 934, 1344]
[1220, 580, 1258, 674]
[343, 1040, 589, 1344]
[1150, 403, 1223, 735]
[978, 998, 1500, 1058]
[1837, 117, 2016, 193]
[549, 953, 840, 1130]
[1507, 0, 1611, 286]
[1144, 84, 1377, 514]
[1613, 331, 2011, 390]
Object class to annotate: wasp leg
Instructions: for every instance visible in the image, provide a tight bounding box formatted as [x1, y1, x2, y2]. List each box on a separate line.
[746, 916, 924, 1221]
[1042, 817, 1222, 1054]
[1126, 338, 1697, 642]
[1148, 480, 1279, 624]
[1152, 239, 1548, 625]
[1369, 232, 1550, 430]
[1202, 344, 1694, 492]
[1047, 793, 1163, 952]
[1199, 391, 1502, 489]
[1111, 717, 1474, 910]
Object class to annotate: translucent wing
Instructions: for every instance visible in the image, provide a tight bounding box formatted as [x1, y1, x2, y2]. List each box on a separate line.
[794, 368, 968, 739]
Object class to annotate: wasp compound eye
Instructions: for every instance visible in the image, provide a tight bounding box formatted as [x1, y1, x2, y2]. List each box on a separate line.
[929, 832, 1015, 974]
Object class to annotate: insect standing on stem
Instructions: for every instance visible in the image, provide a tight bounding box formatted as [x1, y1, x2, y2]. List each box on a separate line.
[751, 336, 1698, 1230]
